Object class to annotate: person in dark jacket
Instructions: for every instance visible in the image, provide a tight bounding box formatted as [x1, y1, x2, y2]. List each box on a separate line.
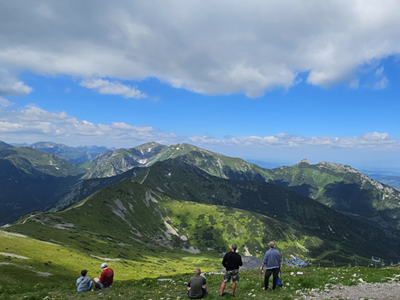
[219, 244, 243, 297]
[76, 269, 93, 292]
[260, 241, 281, 290]
[187, 268, 207, 299]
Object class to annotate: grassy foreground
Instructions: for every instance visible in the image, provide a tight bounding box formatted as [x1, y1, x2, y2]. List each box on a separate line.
[1, 266, 400, 300]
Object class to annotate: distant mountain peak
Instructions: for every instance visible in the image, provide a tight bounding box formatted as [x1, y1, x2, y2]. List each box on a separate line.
[317, 161, 360, 174]
[297, 158, 311, 165]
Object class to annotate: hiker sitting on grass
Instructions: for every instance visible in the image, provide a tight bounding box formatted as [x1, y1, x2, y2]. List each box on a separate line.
[93, 263, 114, 289]
[76, 269, 93, 292]
[187, 268, 207, 299]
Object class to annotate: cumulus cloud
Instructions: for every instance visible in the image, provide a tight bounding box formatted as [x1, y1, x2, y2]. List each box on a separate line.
[0, 97, 14, 107]
[80, 79, 146, 99]
[1, 1, 400, 96]
[189, 132, 400, 150]
[0, 105, 174, 146]
[0, 69, 33, 96]
[0, 104, 398, 163]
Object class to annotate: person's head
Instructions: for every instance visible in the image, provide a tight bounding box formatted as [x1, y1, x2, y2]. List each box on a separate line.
[269, 241, 275, 249]
[101, 263, 107, 269]
[195, 268, 201, 275]
[232, 244, 238, 252]
[81, 269, 87, 277]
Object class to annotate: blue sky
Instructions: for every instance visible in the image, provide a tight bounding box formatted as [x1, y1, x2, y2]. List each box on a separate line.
[1, 1, 400, 170]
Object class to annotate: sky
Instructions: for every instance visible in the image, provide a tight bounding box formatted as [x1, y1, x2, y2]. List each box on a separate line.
[1, 0, 400, 171]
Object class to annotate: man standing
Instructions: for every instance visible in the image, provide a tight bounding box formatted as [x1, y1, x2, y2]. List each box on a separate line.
[220, 244, 243, 297]
[93, 263, 114, 289]
[260, 241, 281, 291]
[187, 268, 207, 299]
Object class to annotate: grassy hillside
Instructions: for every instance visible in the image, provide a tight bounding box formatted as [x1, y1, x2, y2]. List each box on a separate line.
[1, 177, 338, 298]
[270, 160, 400, 228]
[76, 142, 400, 230]
[0, 140, 13, 150]
[1, 237, 399, 300]
[49, 158, 400, 263]
[5, 178, 319, 261]
[0, 147, 83, 177]
[2, 158, 400, 299]
[148, 143, 274, 181]
[136, 160, 400, 262]
[81, 142, 165, 179]
[0, 147, 85, 225]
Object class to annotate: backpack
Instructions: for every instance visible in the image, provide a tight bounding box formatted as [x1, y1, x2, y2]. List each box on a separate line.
[277, 270, 283, 287]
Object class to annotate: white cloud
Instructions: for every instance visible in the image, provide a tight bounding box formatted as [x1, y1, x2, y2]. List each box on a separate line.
[0, 69, 33, 96]
[0, 1, 400, 96]
[0, 104, 174, 147]
[189, 132, 400, 150]
[0, 97, 14, 107]
[0, 103, 398, 151]
[0, 104, 398, 169]
[80, 79, 146, 99]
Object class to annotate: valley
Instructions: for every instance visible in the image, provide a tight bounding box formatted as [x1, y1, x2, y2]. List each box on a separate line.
[1, 140, 400, 299]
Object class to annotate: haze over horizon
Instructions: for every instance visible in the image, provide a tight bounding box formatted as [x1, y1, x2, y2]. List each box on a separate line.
[1, 1, 400, 170]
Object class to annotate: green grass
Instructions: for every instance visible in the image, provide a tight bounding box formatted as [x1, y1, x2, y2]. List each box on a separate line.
[1, 266, 400, 300]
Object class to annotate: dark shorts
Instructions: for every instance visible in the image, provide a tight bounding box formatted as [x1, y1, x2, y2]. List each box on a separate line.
[223, 269, 240, 283]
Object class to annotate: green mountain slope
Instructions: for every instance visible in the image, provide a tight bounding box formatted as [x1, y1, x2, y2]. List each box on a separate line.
[134, 160, 400, 262]
[60, 141, 400, 229]
[269, 160, 400, 228]
[0, 140, 14, 150]
[133, 144, 400, 230]
[82, 142, 166, 179]
[0, 148, 85, 225]
[5, 162, 400, 267]
[51, 168, 148, 211]
[147, 143, 274, 181]
[2, 178, 317, 276]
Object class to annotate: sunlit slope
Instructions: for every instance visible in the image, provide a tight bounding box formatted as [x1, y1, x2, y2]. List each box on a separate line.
[146, 147, 400, 229]
[270, 160, 400, 228]
[0, 147, 83, 177]
[6, 178, 315, 258]
[145, 143, 274, 181]
[81, 142, 273, 182]
[81, 142, 166, 179]
[4, 178, 327, 275]
[0, 226, 216, 288]
[79, 142, 400, 229]
[135, 160, 400, 262]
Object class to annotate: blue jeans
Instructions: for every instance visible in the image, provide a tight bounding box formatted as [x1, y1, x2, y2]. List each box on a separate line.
[97, 281, 112, 289]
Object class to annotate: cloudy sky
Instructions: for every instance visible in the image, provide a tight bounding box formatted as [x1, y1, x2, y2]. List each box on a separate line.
[1, 0, 400, 170]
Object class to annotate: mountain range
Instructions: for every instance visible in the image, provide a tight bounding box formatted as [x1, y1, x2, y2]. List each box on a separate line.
[1, 140, 400, 266]
[11, 141, 113, 163]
